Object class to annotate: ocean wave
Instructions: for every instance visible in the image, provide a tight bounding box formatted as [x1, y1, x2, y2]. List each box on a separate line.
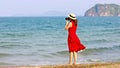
[0, 53, 12, 58]
[53, 45, 120, 56]
[0, 44, 31, 49]
[0, 32, 27, 38]
[0, 62, 13, 65]
[84, 39, 110, 43]
[82, 45, 120, 55]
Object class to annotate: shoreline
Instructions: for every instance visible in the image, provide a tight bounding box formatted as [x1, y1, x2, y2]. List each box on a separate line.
[0, 62, 120, 68]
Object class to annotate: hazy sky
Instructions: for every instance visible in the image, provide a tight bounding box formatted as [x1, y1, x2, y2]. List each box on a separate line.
[0, 0, 120, 16]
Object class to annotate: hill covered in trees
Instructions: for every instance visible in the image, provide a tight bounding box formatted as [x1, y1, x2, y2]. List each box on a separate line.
[85, 4, 120, 16]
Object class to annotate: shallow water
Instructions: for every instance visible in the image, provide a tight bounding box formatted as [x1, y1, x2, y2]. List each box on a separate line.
[0, 17, 120, 65]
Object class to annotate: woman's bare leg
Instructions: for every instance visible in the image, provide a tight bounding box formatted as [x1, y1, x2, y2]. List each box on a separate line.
[73, 51, 77, 64]
[69, 52, 73, 65]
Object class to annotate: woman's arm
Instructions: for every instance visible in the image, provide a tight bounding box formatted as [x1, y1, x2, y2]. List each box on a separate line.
[64, 20, 72, 30]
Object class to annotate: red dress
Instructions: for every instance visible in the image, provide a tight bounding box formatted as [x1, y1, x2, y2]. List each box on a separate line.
[68, 21, 86, 52]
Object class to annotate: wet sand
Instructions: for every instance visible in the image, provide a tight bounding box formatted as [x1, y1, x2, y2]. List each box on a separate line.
[0, 62, 120, 68]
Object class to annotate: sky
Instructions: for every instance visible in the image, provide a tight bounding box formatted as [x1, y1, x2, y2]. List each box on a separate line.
[0, 0, 120, 16]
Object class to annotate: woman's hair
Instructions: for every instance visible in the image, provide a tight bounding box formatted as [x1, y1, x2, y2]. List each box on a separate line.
[70, 19, 78, 25]
[74, 19, 78, 25]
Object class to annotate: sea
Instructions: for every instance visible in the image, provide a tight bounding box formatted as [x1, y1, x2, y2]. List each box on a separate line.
[0, 16, 120, 65]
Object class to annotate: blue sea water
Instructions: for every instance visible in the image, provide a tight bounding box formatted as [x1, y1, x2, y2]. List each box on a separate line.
[0, 17, 120, 65]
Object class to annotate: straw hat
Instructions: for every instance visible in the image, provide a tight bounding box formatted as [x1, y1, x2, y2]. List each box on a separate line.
[68, 13, 77, 20]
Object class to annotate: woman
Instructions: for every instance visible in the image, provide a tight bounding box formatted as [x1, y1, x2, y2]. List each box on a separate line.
[64, 13, 86, 65]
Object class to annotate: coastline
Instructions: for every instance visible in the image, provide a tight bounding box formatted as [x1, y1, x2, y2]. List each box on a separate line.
[0, 62, 120, 68]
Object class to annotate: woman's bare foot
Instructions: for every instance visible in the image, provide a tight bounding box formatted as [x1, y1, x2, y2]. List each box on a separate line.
[73, 62, 79, 65]
[73, 62, 76, 65]
[69, 62, 73, 65]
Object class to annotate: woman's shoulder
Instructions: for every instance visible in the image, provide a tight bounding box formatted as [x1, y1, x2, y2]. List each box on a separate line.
[69, 22, 72, 27]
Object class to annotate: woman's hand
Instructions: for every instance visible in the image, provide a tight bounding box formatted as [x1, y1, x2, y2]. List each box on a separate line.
[66, 20, 69, 24]
[64, 21, 72, 30]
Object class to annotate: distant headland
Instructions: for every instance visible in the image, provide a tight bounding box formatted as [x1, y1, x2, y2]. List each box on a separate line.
[85, 4, 120, 16]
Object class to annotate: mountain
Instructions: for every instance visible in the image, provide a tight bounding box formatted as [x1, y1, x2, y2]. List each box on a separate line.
[85, 4, 120, 16]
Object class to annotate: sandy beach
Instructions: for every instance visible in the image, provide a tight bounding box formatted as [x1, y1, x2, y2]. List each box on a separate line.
[0, 62, 120, 68]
